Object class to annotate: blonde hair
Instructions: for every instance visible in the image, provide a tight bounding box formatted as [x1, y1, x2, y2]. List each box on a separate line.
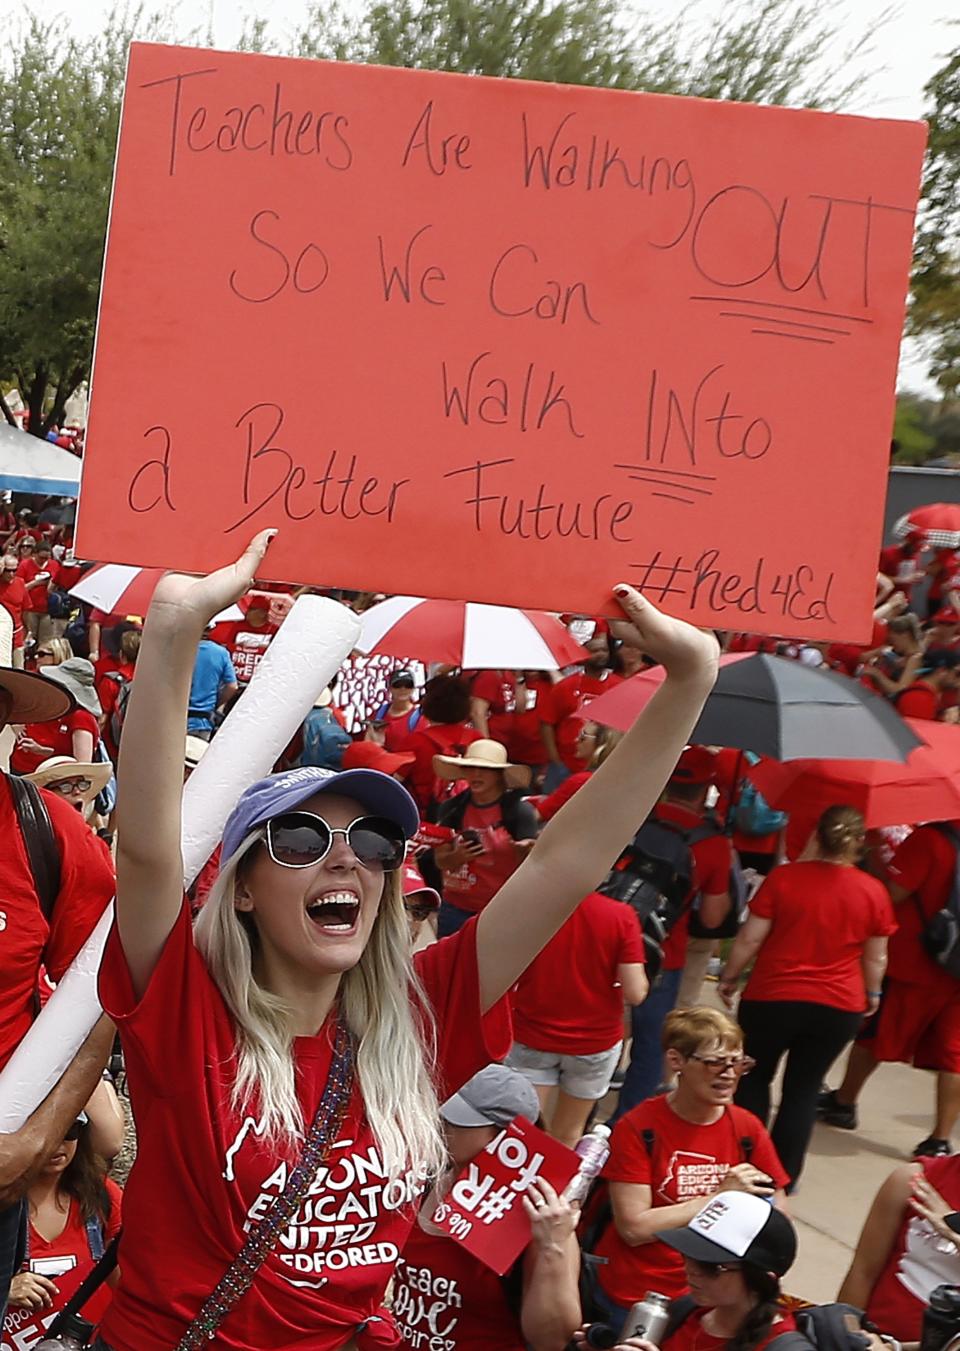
[662, 1006, 743, 1057]
[815, 805, 865, 861]
[586, 724, 623, 771]
[193, 834, 446, 1182]
[43, 636, 74, 664]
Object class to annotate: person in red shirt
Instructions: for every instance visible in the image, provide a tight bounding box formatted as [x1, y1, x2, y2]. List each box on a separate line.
[209, 596, 281, 686]
[615, 747, 734, 1119]
[17, 539, 57, 648]
[719, 806, 895, 1188]
[822, 820, 960, 1158]
[468, 668, 516, 742]
[539, 635, 623, 788]
[395, 1065, 581, 1351]
[431, 740, 539, 936]
[600, 1193, 799, 1351]
[396, 674, 481, 814]
[896, 648, 960, 720]
[534, 723, 622, 823]
[100, 532, 721, 1351]
[371, 669, 422, 752]
[879, 535, 925, 600]
[96, 629, 140, 764]
[11, 658, 102, 775]
[507, 891, 647, 1147]
[592, 1007, 788, 1323]
[0, 554, 29, 667]
[926, 549, 960, 620]
[838, 1157, 960, 1342]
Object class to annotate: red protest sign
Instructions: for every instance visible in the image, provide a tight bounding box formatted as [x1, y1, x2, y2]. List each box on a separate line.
[77, 43, 925, 640]
[431, 1117, 579, 1275]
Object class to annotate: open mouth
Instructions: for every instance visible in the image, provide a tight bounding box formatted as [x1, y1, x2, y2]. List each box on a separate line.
[305, 891, 361, 933]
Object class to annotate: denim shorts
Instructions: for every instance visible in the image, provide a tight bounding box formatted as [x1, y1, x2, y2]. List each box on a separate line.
[506, 1039, 623, 1100]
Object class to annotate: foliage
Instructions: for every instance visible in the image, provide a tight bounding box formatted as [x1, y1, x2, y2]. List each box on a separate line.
[892, 393, 960, 465]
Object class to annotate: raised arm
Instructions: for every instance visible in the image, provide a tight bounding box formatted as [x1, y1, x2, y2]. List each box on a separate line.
[115, 532, 275, 998]
[476, 586, 718, 1012]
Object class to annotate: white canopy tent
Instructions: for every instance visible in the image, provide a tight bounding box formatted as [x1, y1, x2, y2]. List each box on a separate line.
[0, 423, 81, 495]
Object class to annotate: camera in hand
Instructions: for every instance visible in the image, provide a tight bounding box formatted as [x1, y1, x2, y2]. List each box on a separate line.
[921, 1285, 960, 1351]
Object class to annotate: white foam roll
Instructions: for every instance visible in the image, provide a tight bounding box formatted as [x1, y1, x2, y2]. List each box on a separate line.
[0, 595, 361, 1132]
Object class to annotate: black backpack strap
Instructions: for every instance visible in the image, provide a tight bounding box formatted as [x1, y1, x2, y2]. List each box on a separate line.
[9, 775, 61, 923]
[765, 1334, 815, 1351]
[641, 1127, 656, 1157]
[664, 1295, 699, 1341]
[740, 1135, 754, 1163]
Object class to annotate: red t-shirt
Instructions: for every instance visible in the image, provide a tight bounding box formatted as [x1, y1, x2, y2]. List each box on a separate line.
[10, 709, 101, 775]
[743, 862, 896, 1012]
[54, 560, 84, 592]
[928, 553, 960, 603]
[541, 671, 623, 771]
[668, 1308, 797, 1351]
[536, 771, 591, 823]
[398, 723, 480, 814]
[595, 1096, 788, 1304]
[512, 892, 645, 1054]
[381, 709, 421, 754]
[505, 677, 554, 767]
[469, 671, 516, 747]
[897, 681, 941, 721]
[440, 799, 537, 913]
[210, 618, 279, 685]
[866, 1156, 960, 1340]
[97, 905, 512, 1351]
[887, 825, 960, 987]
[17, 557, 55, 613]
[0, 576, 29, 637]
[394, 1223, 525, 1351]
[656, 805, 733, 972]
[0, 779, 115, 1070]
[2, 1180, 123, 1350]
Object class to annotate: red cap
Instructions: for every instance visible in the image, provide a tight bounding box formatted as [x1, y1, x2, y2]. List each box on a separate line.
[402, 861, 441, 911]
[341, 741, 415, 775]
[671, 745, 716, 785]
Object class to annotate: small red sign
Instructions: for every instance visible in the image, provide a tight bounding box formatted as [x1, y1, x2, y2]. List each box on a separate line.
[433, 1116, 580, 1274]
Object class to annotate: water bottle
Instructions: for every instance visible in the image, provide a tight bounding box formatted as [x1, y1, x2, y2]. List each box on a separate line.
[921, 1286, 960, 1351]
[623, 1292, 672, 1345]
[33, 1311, 95, 1350]
[563, 1123, 611, 1205]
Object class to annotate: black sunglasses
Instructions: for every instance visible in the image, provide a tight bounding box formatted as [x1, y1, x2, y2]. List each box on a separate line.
[64, 1120, 85, 1142]
[265, 811, 406, 872]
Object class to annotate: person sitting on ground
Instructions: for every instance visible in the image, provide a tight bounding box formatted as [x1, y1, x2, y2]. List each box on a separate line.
[507, 887, 647, 1149]
[720, 805, 895, 1190]
[3, 1081, 124, 1347]
[838, 1157, 960, 1342]
[25, 756, 114, 822]
[431, 740, 539, 938]
[591, 1008, 788, 1328]
[581, 1193, 799, 1351]
[395, 1065, 581, 1351]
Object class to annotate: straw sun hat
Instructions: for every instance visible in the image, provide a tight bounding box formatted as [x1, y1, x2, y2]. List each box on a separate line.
[432, 739, 532, 789]
[26, 755, 112, 804]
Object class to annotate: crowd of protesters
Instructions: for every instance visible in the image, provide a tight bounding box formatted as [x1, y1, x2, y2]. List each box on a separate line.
[4, 501, 960, 1351]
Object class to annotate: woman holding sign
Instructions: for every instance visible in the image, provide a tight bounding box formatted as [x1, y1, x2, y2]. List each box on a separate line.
[93, 530, 718, 1351]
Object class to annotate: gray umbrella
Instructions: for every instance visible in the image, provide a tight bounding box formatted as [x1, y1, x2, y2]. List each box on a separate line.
[589, 653, 923, 762]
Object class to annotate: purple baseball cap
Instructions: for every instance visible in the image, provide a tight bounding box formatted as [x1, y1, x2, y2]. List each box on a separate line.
[221, 766, 420, 863]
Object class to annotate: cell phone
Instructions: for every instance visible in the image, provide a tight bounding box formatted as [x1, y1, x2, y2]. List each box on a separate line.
[460, 829, 484, 850]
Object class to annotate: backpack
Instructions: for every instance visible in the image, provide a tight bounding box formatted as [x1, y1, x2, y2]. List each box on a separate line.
[664, 1296, 865, 1351]
[104, 671, 134, 749]
[9, 775, 61, 922]
[914, 824, 960, 980]
[597, 817, 695, 979]
[47, 586, 72, 619]
[300, 707, 352, 770]
[735, 779, 789, 838]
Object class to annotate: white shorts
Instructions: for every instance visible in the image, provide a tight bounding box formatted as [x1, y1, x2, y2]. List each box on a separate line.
[506, 1040, 623, 1101]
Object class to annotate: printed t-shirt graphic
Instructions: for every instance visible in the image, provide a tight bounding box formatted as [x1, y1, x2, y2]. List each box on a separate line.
[1, 1179, 123, 1351]
[594, 1095, 788, 1303]
[441, 799, 539, 914]
[96, 903, 512, 1351]
[393, 1223, 525, 1351]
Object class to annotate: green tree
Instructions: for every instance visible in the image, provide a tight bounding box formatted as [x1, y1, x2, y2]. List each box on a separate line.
[293, 0, 885, 109]
[910, 42, 960, 401]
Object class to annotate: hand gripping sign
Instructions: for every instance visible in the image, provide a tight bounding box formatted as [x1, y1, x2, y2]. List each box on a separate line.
[76, 44, 925, 642]
[433, 1117, 580, 1275]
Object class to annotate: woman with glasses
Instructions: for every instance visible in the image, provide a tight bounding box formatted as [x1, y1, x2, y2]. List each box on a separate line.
[719, 805, 895, 1190]
[25, 755, 113, 820]
[591, 1008, 788, 1330]
[33, 637, 74, 669]
[92, 531, 719, 1351]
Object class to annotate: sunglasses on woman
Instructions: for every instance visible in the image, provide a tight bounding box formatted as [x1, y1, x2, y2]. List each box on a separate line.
[265, 811, 406, 871]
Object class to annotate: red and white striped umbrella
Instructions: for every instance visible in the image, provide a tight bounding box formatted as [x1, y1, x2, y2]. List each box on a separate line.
[895, 503, 960, 549]
[68, 564, 244, 621]
[356, 596, 587, 669]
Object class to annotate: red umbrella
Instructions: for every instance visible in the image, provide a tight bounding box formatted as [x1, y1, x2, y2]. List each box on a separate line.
[356, 596, 587, 669]
[748, 719, 960, 830]
[895, 504, 960, 549]
[68, 564, 290, 622]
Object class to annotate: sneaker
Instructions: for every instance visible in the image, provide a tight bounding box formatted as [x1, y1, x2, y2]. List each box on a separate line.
[817, 1089, 858, 1130]
[913, 1136, 953, 1158]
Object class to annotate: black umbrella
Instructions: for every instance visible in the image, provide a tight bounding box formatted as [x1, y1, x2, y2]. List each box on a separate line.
[587, 653, 923, 763]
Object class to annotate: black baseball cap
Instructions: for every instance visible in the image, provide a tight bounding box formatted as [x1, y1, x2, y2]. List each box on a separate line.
[390, 670, 416, 689]
[656, 1193, 796, 1276]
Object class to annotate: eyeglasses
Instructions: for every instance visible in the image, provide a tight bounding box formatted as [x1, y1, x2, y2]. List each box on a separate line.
[687, 1257, 742, 1277]
[688, 1053, 756, 1075]
[35, 650, 54, 659]
[49, 777, 92, 794]
[265, 811, 406, 871]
